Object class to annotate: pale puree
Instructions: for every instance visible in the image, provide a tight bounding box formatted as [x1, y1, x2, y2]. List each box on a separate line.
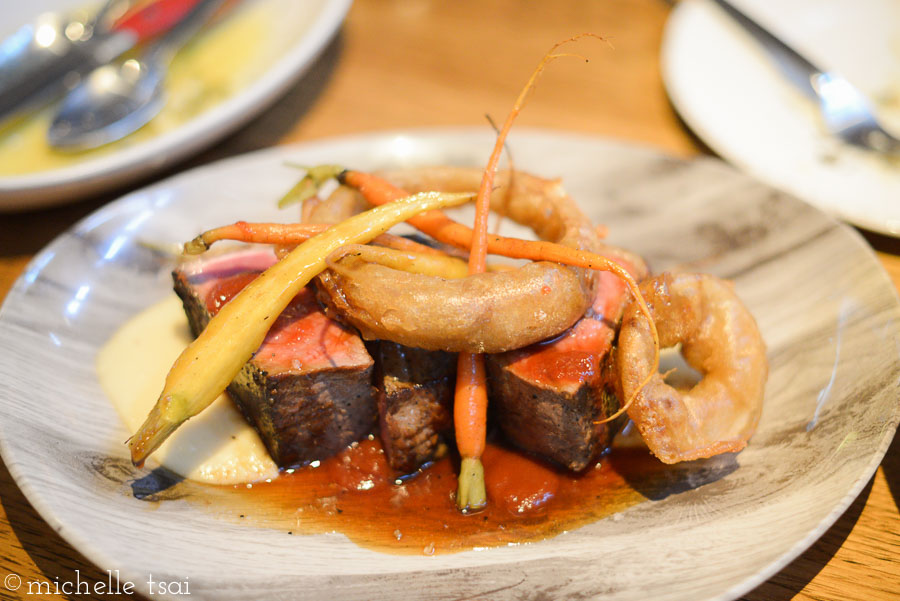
[97, 295, 278, 485]
[0, 2, 269, 176]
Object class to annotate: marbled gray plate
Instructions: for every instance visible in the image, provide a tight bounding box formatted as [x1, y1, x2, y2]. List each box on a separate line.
[0, 130, 898, 601]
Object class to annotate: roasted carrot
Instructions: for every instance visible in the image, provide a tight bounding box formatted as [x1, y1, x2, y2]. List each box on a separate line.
[339, 170, 482, 250]
[454, 37, 602, 512]
[183, 221, 448, 257]
[327, 244, 471, 279]
[183, 222, 326, 254]
[454, 352, 488, 510]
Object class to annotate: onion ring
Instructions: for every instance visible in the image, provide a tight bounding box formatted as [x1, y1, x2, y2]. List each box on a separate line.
[617, 272, 767, 463]
[316, 167, 602, 353]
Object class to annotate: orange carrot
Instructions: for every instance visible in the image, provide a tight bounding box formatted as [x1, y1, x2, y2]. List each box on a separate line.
[454, 352, 488, 510]
[183, 221, 447, 257]
[342, 170, 619, 266]
[340, 170, 487, 251]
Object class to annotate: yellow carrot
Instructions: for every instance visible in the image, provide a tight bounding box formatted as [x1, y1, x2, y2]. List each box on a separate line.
[129, 191, 474, 466]
[327, 244, 471, 279]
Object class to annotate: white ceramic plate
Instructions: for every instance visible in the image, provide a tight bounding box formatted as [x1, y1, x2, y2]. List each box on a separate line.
[0, 0, 351, 211]
[0, 130, 898, 601]
[662, 0, 900, 236]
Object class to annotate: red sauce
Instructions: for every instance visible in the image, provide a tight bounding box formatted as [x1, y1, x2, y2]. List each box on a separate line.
[482, 444, 560, 514]
[512, 349, 600, 385]
[506, 269, 628, 386]
[205, 272, 259, 314]
[193, 438, 672, 555]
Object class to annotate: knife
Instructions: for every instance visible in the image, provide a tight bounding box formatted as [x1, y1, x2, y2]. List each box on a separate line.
[711, 0, 900, 155]
[0, 0, 205, 123]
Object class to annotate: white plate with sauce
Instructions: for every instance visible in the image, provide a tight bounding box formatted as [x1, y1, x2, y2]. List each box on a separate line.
[662, 0, 900, 236]
[0, 129, 898, 601]
[0, 0, 351, 212]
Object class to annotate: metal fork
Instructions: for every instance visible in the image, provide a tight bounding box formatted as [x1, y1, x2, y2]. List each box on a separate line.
[712, 0, 900, 155]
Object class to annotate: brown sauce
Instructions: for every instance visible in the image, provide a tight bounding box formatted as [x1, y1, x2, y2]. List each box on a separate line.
[186, 438, 678, 555]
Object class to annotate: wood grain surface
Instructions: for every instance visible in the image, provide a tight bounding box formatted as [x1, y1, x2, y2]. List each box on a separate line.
[0, 1, 896, 600]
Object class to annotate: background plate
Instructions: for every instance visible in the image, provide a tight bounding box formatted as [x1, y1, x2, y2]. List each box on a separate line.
[662, 0, 900, 236]
[0, 0, 351, 211]
[0, 129, 898, 600]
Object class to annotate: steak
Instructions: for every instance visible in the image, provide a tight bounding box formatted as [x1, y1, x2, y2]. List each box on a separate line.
[173, 248, 377, 468]
[487, 254, 645, 471]
[371, 341, 456, 474]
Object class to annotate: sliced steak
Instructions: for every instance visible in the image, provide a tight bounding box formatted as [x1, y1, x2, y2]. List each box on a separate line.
[487, 253, 646, 472]
[173, 248, 376, 468]
[371, 341, 456, 474]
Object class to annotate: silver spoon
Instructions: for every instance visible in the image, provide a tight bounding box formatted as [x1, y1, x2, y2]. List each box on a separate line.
[711, 0, 900, 156]
[47, 0, 224, 150]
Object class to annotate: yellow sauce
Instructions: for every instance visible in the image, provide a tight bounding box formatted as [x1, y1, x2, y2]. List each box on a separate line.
[0, 2, 270, 176]
[96, 295, 278, 484]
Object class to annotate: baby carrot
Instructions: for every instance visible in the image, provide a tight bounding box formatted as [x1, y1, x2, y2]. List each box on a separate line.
[454, 352, 488, 511]
[454, 37, 592, 512]
[183, 221, 445, 257]
[183, 222, 327, 254]
[327, 244, 471, 279]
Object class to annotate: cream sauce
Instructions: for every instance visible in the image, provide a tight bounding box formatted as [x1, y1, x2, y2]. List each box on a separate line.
[97, 295, 278, 485]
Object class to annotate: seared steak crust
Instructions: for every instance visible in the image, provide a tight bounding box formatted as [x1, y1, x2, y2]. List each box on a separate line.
[230, 359, 376, 467]
[372, 341, 455, 474]
[487, 349, 621, 471]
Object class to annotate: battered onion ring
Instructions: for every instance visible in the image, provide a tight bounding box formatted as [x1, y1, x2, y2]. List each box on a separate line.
[315, 167, 603, 353]
[617, 272, 767, 463]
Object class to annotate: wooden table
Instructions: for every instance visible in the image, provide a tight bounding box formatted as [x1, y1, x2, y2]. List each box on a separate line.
[0, 1, 897, 599]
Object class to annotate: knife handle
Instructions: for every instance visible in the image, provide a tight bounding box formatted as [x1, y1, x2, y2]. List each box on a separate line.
[112, 0, 206, 44]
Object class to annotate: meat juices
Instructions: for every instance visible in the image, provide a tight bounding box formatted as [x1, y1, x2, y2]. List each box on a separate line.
[173, 250, 377, 468]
